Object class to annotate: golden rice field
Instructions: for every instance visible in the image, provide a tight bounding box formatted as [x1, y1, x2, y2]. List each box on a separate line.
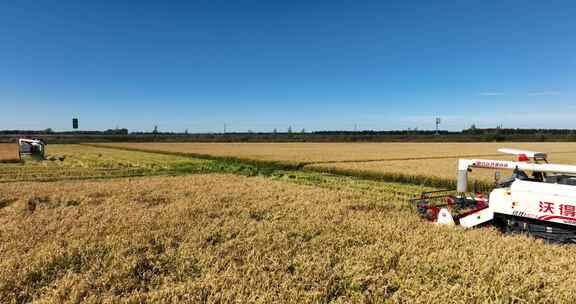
[0, 143, 19, 162]
[308, 152, 576, 184]
[308, 158, 501, 183]
[2, 173, 576, 303]
[3, 143, 576, 302]
[97, 142, 576, 187]
[96, 142, 576, 164]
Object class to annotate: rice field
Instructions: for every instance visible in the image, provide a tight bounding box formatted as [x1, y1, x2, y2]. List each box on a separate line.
[3, 143, 576, 302]
[2, 173, 576, 303]
[0, 143, 19, 163]
[307, 151, 576, 187]
[95, 142, 576, 164]
[97, 142, 576, 188]
[307, 157, 500, 184]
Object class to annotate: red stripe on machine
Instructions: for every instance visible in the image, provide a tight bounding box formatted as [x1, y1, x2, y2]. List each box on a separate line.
[538, 215, 576, 221]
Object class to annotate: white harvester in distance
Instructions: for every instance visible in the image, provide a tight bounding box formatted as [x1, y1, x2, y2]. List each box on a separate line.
[18, 138, 46, 160]
[412, 148, 576, 243]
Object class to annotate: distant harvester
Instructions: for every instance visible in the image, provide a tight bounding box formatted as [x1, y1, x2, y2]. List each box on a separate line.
[18, 139, 45, 160]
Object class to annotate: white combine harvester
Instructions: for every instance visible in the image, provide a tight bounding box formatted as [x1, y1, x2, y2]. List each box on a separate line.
[412, 148, 576, 243]
[18, 138, 46, 160]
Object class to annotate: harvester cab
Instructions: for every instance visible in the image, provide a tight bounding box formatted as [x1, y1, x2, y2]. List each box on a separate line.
[18, 138, 46, 160]
[412, 148, 576, 243]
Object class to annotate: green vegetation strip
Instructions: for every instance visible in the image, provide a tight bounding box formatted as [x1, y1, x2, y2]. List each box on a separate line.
[84, 143, 304, 169]
[84, 143, 490, 191]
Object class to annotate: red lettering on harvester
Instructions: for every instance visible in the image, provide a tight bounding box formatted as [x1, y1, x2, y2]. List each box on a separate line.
[539, 201, 555, 214]
[560, 204, 576, 217]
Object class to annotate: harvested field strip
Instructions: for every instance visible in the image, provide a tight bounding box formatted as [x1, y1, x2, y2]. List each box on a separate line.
[84, 143, 306, 169]
[267, 170, 432, 203]
[0, 169, 150, 183]
[2, 174, 576, 302]
[0, 145, 215, 183]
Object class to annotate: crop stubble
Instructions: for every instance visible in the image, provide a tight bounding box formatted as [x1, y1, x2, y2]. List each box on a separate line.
[0, 144, 211, 182]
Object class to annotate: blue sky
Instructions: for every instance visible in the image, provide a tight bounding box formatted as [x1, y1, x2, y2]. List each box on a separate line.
[1, 0, 575, 132]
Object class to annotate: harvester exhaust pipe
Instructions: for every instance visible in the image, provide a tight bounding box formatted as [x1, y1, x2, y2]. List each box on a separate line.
[457, 159, 473, 193]
[457, 169, 468, 193]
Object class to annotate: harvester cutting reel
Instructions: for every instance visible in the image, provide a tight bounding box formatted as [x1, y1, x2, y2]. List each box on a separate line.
[411, 190, 490, 227]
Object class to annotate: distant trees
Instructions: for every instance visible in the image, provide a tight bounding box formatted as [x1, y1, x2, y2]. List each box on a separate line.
[466, 124, 480, 135]
[104, 128, 129, 135]
[4, 126, 576, 144]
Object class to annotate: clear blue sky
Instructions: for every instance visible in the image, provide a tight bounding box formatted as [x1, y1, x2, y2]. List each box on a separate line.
[1, 0, 575, 132]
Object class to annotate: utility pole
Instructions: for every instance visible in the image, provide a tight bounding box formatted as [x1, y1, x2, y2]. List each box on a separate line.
[223, 123, 227, 134]
[435, 117, 441, 135]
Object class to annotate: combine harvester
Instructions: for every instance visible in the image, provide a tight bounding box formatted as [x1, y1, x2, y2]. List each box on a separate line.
[18, 138, 46, 160]
[412, 148, 576, 243]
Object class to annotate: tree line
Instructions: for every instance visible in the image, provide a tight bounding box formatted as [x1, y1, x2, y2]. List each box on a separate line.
[2, 127, 576, 143]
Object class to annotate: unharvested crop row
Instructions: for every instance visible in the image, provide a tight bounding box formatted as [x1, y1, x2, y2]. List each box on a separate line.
[0, 144, 19, 163]
[95, 142, 576, 164]
[306, 158, 503, 185]
[305, 151, 576, 189]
